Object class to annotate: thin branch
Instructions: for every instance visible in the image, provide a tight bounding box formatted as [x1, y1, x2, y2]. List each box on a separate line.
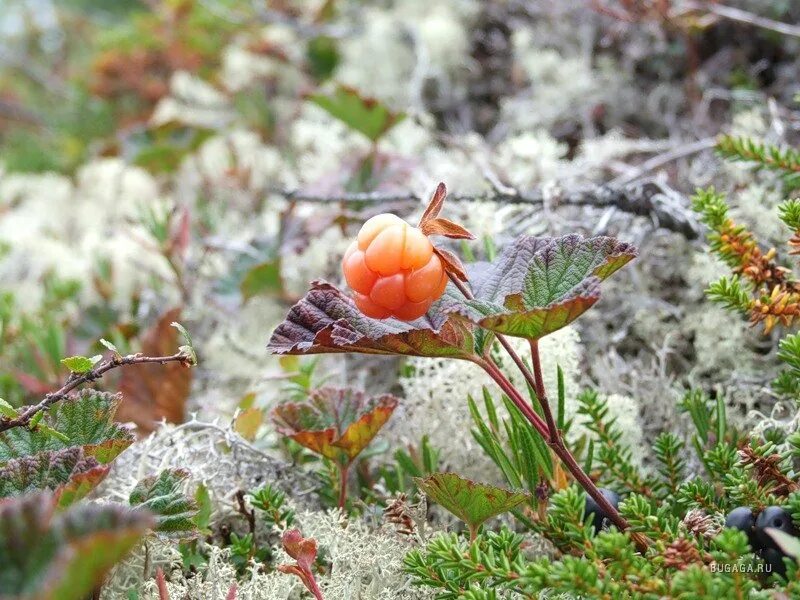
[235, 489, 257, 535]
[609, 137, 717, 187]
[0, 352, 193, 433]
[681, 1, 800, 39]
[275, 181, 702, 239]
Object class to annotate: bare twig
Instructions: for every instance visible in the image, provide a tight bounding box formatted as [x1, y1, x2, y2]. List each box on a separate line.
[0, 352, 193, 434]
[276, 181, 702, 239]
[680, 1, 800, 39]
[609, 137, 717, 187]
[235, 489, 257, 534]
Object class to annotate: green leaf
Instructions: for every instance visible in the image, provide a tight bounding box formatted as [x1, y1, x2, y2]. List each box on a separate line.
[60, 355, 98, 373]
[234, 407, 264, 441]
[415, 472, 530, 540]
[171, 321, 197, 366]
[309, 85, 404, 142]
[306, 35, 340, 80]
[0, 390, 134, 466]
[271, 387, 398, 464]
[193, 483, 213, 533]
[0, 398, 18, 418]
[448, 235, 636, 341]
[129, 469, 198, 539]
[0, 492, 151, 600]
[0, 447, 110, 507]
[99, 338, 120, 355]
[240, 259, 283, 301]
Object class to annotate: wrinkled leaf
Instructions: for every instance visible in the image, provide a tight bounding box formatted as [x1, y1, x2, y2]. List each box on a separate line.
[449, 235, 636, 341]
[271, 387, 398, 464]
[309, 85, 404, 142]
[267, 281, 477, 359]
[60, 356, 97, 374]
[0, 390, 134, 466]
[268, 235, 635, 358]
[0, 447, 109, 507]
[415, 472, 530, 538]
[117, 308, 192, 433]
[0, 398, 18, 418]
[0, 492, 151, 600]
[129, 469, 198, 539]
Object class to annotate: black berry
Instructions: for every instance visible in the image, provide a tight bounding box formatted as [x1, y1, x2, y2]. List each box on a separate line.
[761, 547, 788, 577]
[725, 506, 759, 551]
[755, 506, 797, 552]
[584, 488, 620, 533]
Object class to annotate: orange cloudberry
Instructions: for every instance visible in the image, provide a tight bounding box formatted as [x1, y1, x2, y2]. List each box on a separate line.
[342, 214, 448, 321]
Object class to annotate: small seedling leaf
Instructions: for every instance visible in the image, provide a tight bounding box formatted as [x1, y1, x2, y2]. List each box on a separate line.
[129, 468, 198, 539]
[415, 472, 530, 538]
[61, 356, 96, 373]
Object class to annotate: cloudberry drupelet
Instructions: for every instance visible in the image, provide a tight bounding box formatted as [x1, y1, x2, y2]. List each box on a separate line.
[342, 214, 448, 321]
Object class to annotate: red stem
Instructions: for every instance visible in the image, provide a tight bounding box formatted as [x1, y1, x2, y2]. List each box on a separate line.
[448, 272, 647, 550]
[338, 463, 349, 510]
[477, 358, 548, 438]
[527, 339, 559, 442]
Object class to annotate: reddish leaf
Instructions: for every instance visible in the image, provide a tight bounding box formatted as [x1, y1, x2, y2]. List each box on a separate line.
[271, 387, 398, 464]
[435, 247, 469, 282]
[54, 463, 111, 508]
[420, 217, 475, 240]
[418, 182, 448, 225]
[117, 308, 191, 433]
[267, 235, 636, 358]
[267, 281, 478, 360]
[278, 529, 323, 600]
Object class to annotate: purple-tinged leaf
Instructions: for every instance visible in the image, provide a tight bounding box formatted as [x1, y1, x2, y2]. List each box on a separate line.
[0, 447, 109, 507]
[267, 281, 478, 360]
[267, 235, 636, 359]
[0, 492, 151, 600]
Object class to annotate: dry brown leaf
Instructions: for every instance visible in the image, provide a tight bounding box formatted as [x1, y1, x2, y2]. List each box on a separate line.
[116, 307, 191, 434]
[420, 217, 475, 240]
[434, 248, 469, 282]
[418, 182, 447, 226]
